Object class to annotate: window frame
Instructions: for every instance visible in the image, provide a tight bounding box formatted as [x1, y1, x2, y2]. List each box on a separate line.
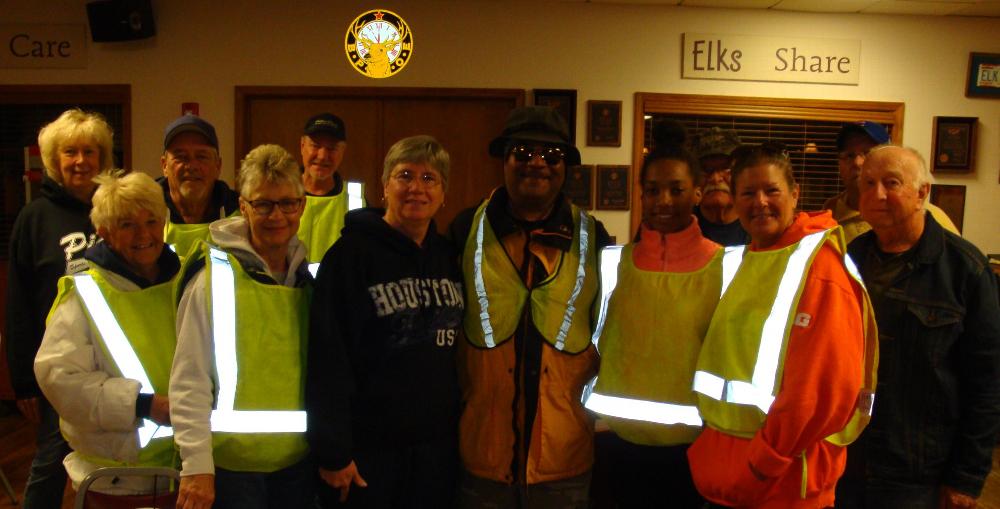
[630, 92, 904, 235]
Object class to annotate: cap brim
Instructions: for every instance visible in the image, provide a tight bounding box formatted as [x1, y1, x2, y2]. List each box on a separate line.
[303, 126, 345, 140]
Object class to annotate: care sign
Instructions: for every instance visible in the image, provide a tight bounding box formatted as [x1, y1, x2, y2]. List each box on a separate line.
[0, 24, 87, 69]
[682, 33, 860, 85]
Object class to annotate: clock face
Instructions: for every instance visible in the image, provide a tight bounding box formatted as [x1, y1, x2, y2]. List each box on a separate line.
[345, 9, 413, 79]
[356, 21, 401, 60]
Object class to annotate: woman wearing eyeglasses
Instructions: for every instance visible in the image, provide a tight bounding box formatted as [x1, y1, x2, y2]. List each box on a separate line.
[170, 144, 314, 509]
[306, 135, 464, 509]
[687, 143, 877, 509]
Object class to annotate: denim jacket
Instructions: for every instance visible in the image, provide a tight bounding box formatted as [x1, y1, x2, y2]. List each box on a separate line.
[848, 212, 1000, 496]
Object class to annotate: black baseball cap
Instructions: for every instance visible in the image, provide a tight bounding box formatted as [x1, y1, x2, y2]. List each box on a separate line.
[164, 114, 219, 150]
[303, 113, 346, 141]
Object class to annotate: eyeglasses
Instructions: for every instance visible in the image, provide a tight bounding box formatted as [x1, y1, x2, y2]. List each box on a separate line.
[244, 198, 303, 215]
[391, 169, 442, 188]
[508, 144, 566, 165]
[731, 141, 789, 168]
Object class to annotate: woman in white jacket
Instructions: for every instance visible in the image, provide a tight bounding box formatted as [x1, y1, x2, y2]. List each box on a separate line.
[170, 144, 313, 509]
[34, 171, 180, 499]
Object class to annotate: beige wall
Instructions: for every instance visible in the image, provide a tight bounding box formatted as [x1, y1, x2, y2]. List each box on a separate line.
[2, 0, 998, 252]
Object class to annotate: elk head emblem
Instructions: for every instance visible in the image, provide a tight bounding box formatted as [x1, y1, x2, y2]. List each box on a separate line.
[351, 18, 406, 79]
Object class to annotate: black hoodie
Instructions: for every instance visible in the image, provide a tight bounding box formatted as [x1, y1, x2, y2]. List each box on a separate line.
[306, 208, 464, 471]
[5, 176, 98, 397]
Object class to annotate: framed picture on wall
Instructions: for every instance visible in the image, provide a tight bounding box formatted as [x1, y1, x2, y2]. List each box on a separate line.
[965, 52, 1000, 99]
[596, 165, 630, 210]
[931, 116, 977, 173]
[587, 100, 622, 147]
[929, 184, 966, 233]
[563, 164, 594, 209]
[533, 89, 577, 144]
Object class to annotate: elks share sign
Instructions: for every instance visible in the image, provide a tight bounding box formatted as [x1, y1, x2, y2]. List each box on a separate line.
[682, 33, 860, 85]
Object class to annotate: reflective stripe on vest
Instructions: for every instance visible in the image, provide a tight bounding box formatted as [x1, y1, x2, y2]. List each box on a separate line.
[347, 181, 364, 211]
[74, 274, 173, 447]
[720, 245, 745, 298]
[585, 392, 702, 427]
[472, 209, 591, 351]
[692, 230, 826, 413]
[590, 245, 623, 345]
[208, 248, 307, 433]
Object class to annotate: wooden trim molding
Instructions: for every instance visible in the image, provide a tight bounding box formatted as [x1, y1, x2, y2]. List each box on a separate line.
[629, 92, 905, 234]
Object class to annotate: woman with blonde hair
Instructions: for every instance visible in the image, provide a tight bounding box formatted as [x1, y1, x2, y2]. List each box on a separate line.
[6, 108, 115, 508]
[35, 171, 180, 505]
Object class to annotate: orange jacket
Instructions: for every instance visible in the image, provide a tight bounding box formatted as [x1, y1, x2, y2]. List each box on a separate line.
[455, 193, 605, 485]
[688, 211, 866, 509]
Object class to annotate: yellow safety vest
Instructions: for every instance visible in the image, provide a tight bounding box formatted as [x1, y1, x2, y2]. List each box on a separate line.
[199, 245, 311, 472]
[51, 268, 178, 467]
[165, 206, 241, 260]
[692, 227, 878, 446]
[299, 182, 365, 267]
[462, 200, 599, 354]
[585, 245, 723, 445]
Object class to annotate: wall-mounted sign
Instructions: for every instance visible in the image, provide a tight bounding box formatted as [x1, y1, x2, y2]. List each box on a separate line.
[682, 33, 859, 85]
[345, 9, 412, 79]
[0, 24, 87, 69]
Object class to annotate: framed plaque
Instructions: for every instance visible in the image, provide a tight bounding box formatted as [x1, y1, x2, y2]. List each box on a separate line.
[929, 184, 966, 233]
[596, 165, 630, 210]
[965, 52, 1000, 99]
[587, 100, 622, 147]
[932, 116, 977, 173]
[534, 89, 577, 144]
[563, 164, 593, 209]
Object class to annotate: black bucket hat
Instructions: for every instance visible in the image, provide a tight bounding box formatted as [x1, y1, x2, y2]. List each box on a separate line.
[488, 106, 581, 166]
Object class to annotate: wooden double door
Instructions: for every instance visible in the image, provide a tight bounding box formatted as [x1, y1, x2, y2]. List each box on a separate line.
[236, 87, 524, 233]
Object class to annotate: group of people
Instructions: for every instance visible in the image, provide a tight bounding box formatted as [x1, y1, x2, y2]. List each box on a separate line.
[4, 104, 1000, 509]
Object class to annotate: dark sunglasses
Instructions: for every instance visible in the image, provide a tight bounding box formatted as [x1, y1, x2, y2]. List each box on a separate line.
[731, 141, 789, 167]
[508, 144, 566, 165]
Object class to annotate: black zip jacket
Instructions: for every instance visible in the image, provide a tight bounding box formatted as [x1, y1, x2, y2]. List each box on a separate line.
[306, 208, 464, 471]
[5, 176, 98, 398]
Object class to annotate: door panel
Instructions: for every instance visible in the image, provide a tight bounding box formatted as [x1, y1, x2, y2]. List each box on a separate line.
[239, 87, 523, 233]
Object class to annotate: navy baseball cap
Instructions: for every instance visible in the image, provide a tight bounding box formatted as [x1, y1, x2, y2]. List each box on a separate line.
[837, 121, 890, 151]
[164, 114, 219, 150]
[303, 113, 346, 141]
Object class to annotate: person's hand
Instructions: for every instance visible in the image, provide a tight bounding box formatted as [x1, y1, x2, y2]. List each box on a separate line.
[149, 394, 170, 425]
[177, 474, 214, 509]
[938, 485, 976, 509]
[319, 461, 368, 502]
[16, 397, 40, 423]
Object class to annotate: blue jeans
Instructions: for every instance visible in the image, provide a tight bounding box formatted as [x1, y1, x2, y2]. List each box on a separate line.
[214, 458, 316, 509]
[22, 397, 70, 509]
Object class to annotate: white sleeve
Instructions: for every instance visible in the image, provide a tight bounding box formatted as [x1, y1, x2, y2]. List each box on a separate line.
[34, 293, 141, 433]
[169, 269, 217, 477]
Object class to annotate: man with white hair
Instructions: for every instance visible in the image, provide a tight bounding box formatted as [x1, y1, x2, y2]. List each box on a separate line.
[837, 145, 1000, 509]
